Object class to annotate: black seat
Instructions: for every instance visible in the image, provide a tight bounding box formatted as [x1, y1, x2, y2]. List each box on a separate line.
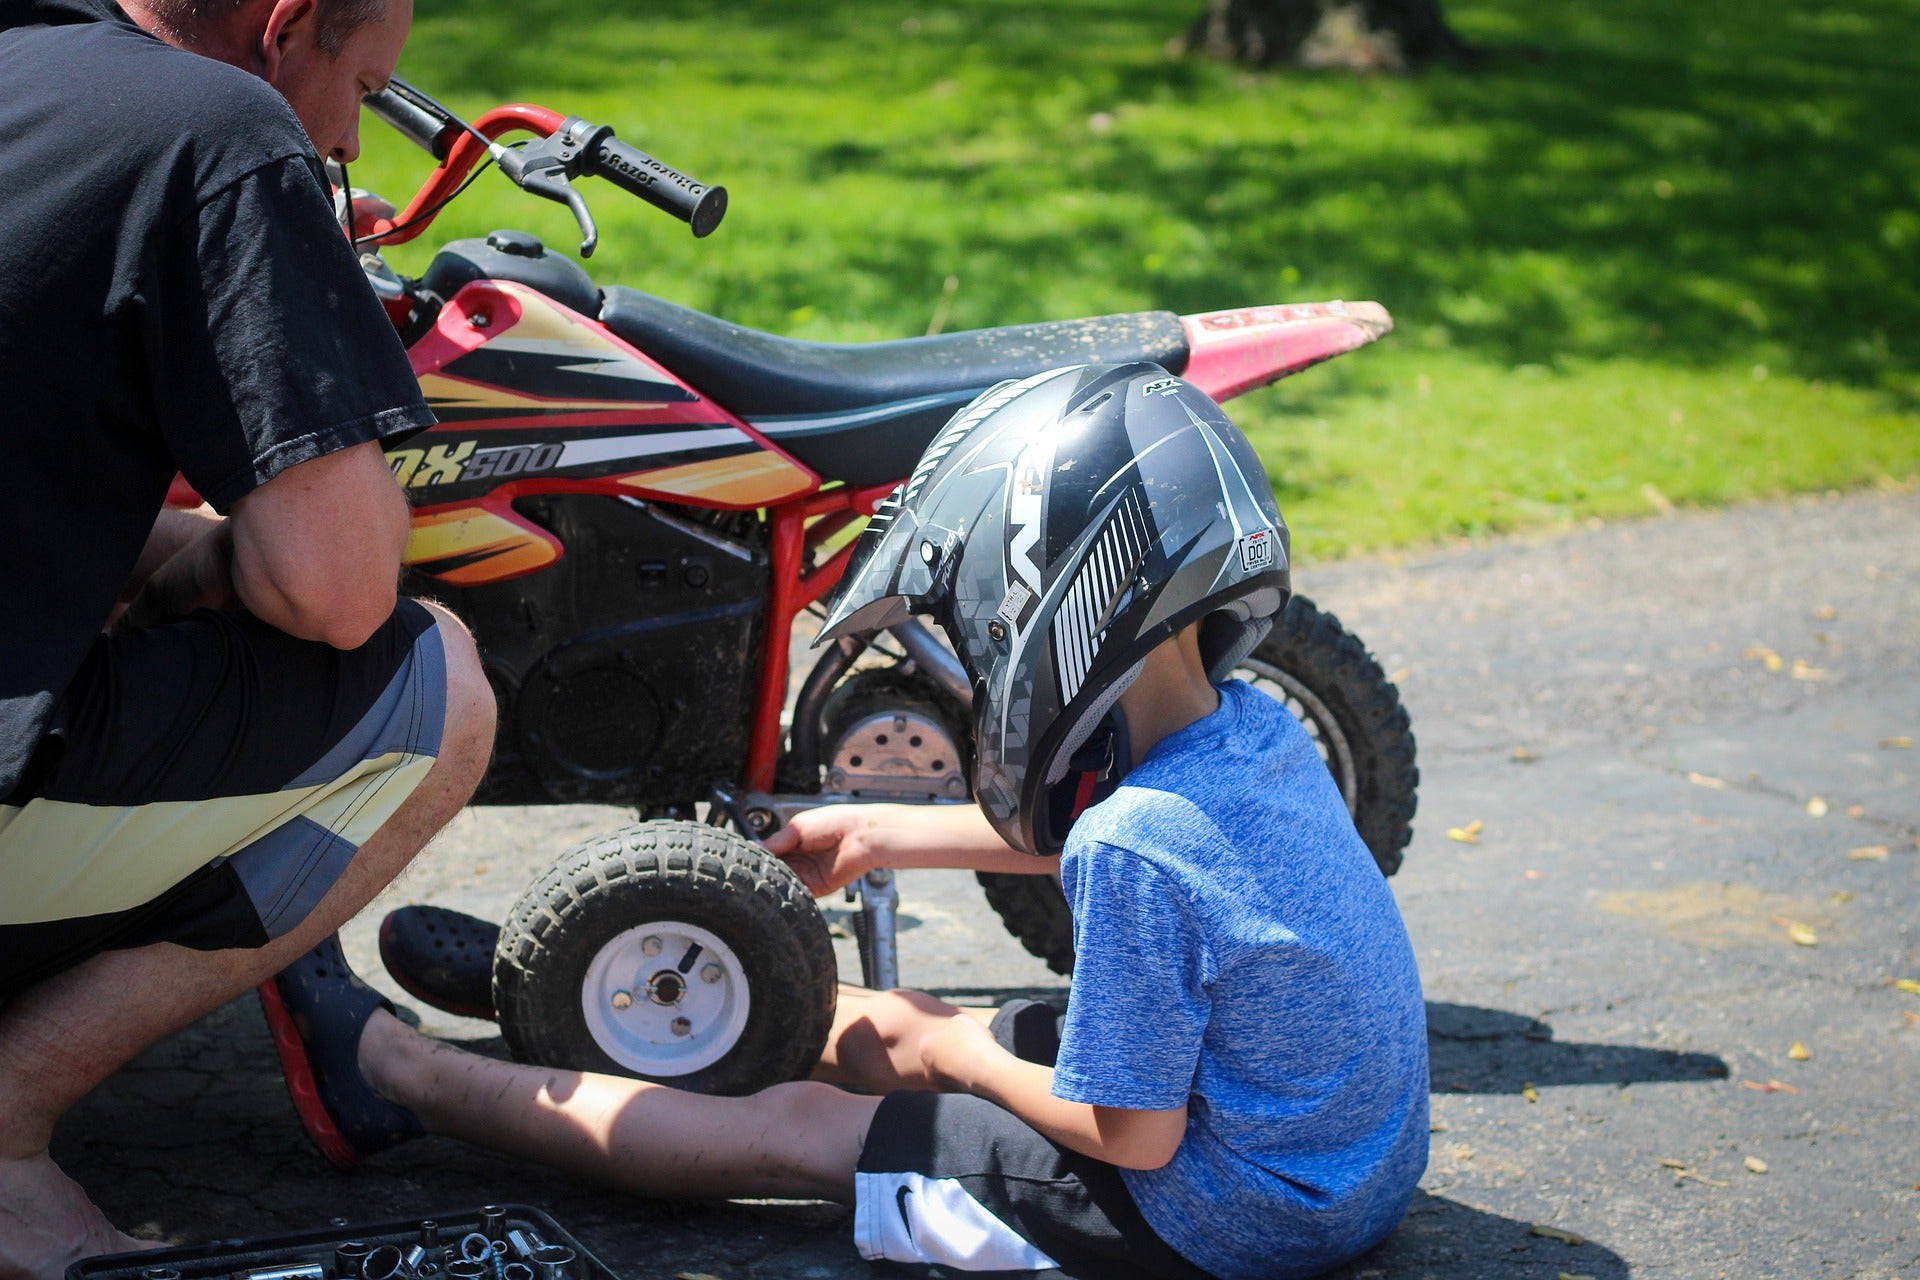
[599, 286, 1190, 488]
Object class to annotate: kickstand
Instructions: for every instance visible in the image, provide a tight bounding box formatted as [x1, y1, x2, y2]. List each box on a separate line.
[847, 869, 899, 991]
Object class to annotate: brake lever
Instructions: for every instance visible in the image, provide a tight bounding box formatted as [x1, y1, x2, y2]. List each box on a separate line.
[497, 137, 601, 258]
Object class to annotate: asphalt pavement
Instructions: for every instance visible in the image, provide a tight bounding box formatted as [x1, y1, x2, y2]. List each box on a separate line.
[55, 485, 1920, 1279]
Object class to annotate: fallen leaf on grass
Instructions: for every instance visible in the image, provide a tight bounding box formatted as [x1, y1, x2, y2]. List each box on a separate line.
[1687, 772, 1728, 790]
[1881, 736, 1914, 750]
[1446, 819, 1484, 844]
[1523, 1083, 1539, 1103]
[1806, 795, 1828, 817]
[1741, 1079, 1800, 1094]
[1745, 1156, 1769, 1174]
[1530, 1225, 1586, 1245]
[1789, 1041, 1811, 1061]
[1769, 915, 1819, 946]
[1743, 646, 1784, 672]
[1849, 845, 1890, 861]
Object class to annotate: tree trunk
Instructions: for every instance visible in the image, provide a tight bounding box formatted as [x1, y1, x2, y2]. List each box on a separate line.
[1181, 0, 1476, 71]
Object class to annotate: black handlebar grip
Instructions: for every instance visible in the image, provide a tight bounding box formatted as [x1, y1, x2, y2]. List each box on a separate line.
[363, 86, 455, 160]
[588, 133, 727, 238]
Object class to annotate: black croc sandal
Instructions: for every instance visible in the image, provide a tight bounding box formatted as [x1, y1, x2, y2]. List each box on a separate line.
[259, 934, 423, 1171]
[378, 904, 501, 1021]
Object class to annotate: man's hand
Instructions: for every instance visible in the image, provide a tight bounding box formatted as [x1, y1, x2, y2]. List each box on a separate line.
[116, 519, 236, 632]
[764, 806, 885, 896]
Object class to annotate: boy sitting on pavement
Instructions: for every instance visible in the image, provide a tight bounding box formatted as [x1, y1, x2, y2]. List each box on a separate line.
[268, 363, 1430, 1279]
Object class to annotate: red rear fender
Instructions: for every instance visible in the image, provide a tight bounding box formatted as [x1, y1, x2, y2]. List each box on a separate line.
[1180, 301, 1392, 403]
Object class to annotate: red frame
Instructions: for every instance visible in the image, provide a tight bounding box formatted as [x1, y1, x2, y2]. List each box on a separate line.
[340, 102, 1391, 802]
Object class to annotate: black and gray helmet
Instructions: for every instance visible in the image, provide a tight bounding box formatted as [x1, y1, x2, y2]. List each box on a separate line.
[818, 362, 1290, 855]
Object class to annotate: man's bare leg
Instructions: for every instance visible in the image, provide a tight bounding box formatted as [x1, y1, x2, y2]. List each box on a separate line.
[0, 607, 494, 1280]
[812, 984, 998, 1094]
[359, 1012, 880, 1202]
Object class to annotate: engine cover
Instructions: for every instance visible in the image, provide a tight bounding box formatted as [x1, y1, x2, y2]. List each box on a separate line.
[818, 668, 970, 803]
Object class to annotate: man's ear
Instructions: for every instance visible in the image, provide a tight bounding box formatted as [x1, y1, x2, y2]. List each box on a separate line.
[256, 0, 319, 80]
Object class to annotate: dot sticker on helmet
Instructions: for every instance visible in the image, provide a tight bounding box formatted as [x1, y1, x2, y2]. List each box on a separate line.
[1239, 528, 1275, 572]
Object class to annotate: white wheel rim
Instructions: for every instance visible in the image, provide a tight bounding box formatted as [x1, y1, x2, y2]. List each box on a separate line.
[581, 921, 751, 1076]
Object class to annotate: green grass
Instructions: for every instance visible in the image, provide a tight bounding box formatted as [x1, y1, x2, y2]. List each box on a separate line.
[355, 0, 1920, 560]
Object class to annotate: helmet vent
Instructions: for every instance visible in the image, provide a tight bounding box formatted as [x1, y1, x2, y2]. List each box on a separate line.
[1053, 489, 1150, 703]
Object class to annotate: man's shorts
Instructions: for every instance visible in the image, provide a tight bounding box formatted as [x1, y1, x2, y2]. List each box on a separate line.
[854, 1000, 1214, 1280]
[0, 601, 446, 1002]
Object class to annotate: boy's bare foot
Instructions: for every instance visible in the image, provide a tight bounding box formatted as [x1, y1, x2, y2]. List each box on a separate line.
[0, 1150, 156, 1280]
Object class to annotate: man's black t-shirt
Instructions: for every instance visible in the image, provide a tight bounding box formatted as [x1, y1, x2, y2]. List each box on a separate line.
[0, 0, 433, 797]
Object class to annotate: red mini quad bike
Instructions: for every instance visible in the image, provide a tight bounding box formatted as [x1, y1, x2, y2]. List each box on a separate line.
[265, 80, 1417, 1093]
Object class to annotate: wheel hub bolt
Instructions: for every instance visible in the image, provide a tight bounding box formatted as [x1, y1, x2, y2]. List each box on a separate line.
[670, 1017, 692, 1037]
[700, 963, 723, 985]
[610, 990, 633, 1010]
[641, 935, 663, 957]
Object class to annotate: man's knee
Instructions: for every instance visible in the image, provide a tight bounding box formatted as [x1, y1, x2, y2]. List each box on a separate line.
[418, 602, 495, 780]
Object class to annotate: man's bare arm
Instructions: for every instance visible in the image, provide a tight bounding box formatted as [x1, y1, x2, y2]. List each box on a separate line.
[123, 443, 409, 647]
[230, 441, 410, 648]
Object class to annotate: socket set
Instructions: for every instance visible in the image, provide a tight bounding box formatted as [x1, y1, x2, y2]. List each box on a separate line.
[67, 1206, 613, 1280]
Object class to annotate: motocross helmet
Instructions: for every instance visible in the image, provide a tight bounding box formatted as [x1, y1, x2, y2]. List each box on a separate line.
[817, 362, 1291, 855]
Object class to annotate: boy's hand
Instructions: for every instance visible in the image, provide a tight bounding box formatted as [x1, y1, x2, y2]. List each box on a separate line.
[917, 1010, 1002, 1092]
[765, 805, 885, 896]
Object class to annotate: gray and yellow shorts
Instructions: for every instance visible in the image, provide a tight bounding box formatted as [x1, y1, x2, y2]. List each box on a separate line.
[0, 601, 446, 1002]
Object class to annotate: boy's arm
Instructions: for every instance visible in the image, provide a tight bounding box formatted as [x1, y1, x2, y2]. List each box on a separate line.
[767, 803, 1057, 896]
[919, 1015, 1187, 1170]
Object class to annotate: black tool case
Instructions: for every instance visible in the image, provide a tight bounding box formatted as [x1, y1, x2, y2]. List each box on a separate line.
[66, 1206, 616, 1280]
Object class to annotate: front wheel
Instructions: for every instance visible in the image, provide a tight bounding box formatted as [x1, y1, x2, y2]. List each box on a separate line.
[977, 594, 1418, 974]
[493, 821, 838, 1096]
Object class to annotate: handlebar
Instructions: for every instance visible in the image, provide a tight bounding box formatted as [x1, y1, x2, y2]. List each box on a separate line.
[575, 124, 727, 238]
[356, 77, 727, 250]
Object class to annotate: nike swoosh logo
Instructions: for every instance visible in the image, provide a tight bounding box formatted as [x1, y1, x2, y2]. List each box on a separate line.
[896, 1184, 915, 1242]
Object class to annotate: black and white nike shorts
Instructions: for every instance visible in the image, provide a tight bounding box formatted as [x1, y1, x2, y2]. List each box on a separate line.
[0, 602, 446, 1002]
[853, 1000, 1214, 1280]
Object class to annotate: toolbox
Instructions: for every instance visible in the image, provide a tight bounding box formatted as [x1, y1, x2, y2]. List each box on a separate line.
[67, 1205, 615, 1280]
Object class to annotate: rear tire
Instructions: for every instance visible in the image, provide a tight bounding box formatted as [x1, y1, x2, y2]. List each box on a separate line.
[494, 821, 837, 1096]
[977, 594, 1418, 974]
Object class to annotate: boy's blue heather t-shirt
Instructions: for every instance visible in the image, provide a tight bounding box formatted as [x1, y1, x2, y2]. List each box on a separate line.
[1053, 680, 1429, 1280]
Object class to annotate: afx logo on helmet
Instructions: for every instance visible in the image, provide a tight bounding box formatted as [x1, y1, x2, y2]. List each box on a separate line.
[818, 362, 1291, 856]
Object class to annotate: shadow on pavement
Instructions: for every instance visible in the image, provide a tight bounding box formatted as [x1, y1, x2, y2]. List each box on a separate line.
[1426, 1001, 1729, 1095]
[1325, 1191, 1627, 1279]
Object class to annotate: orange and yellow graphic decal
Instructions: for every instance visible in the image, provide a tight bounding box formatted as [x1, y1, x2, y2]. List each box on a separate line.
[405, 504, 561, 586]
[617, 451, 816, 508]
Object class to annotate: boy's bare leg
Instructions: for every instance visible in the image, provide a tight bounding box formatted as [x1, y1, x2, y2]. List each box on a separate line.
[812, 984, 997, 1094]
[359, 1012, 879, 1202]
[0, 608, 494, 1280]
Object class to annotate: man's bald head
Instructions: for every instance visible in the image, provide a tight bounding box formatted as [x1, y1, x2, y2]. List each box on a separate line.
[144, 0, 383, 54]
